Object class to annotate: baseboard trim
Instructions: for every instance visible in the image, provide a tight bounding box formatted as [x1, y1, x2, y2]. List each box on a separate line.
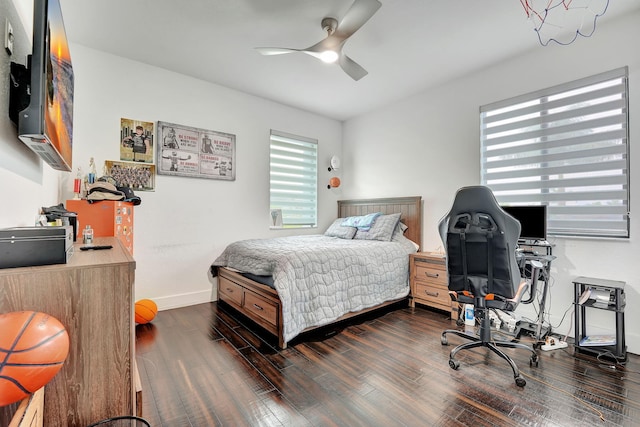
[151, 289, 216, 311]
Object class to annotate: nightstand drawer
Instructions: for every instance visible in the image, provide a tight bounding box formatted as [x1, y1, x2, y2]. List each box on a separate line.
[409, 252, 455, 318]
[413, 263, 447, 286]
[413, 282, 451, 308]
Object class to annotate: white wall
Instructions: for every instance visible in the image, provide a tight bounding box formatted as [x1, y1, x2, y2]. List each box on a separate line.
[343, 11, 640, 354]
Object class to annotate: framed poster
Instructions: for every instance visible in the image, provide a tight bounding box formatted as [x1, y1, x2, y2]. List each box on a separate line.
[120, 118, 154, 164]
[156, 121, 235, 180]
[105, 160, 156, 191]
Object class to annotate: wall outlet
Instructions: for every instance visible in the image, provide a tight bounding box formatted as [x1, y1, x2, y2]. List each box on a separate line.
[5, 18, 14, 55]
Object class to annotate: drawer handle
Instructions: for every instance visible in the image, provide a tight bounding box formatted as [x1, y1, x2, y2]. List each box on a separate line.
[424, 290, 439, 297]
[253, 303, 264, 311]
[424, 272, 439, 278]
[225, 288, 234, 293]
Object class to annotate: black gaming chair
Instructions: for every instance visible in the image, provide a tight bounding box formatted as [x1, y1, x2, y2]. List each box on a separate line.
[438, 186, 539, 387]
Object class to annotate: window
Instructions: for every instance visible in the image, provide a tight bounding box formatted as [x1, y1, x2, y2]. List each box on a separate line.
[269, 130, 318, 228]
[481, 67, 629, 238]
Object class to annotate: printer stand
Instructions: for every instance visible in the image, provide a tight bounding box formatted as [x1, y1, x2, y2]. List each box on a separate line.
[573, 276, 627, 363]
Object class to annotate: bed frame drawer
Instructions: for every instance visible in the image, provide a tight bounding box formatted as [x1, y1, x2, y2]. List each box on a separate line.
[219, 276, 244, 307]
[217, 267, 282, 343]
[244, 292, 278, 328]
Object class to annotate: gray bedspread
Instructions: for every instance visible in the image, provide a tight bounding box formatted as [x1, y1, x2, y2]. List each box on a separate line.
[211, 235, 415, 344]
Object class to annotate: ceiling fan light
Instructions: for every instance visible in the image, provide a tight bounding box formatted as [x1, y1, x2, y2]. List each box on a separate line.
[319, 50, 339, 63]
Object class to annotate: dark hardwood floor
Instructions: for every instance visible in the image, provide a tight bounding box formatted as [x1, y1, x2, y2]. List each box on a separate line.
[135, 301, 640, 426]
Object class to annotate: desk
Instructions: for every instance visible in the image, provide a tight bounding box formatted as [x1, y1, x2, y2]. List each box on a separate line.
[514, 242, 556, 342]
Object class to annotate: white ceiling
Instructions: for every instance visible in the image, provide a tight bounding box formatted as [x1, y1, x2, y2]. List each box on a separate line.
[56, 0, 640, 121]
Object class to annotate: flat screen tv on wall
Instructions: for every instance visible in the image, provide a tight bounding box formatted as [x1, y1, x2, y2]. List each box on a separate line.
[10, 0, 74, 171]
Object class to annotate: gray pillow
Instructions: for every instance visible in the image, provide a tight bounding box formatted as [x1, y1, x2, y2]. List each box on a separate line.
[354, 213, 401, 242]
[324, 218, 357, 239]
[391, 221, 408, 241]
[391, 222, 419, 251]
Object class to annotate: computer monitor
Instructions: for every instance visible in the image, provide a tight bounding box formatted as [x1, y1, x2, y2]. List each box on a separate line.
[501, 205, 547, 242]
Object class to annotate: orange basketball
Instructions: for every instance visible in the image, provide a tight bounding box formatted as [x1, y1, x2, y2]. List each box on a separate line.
[135, 299, 158, 324]
[0, 311, 69, 406]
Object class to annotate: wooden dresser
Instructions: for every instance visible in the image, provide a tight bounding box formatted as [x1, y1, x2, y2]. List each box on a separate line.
[409, 252, 457, 319]
[0, 237, 136, 426]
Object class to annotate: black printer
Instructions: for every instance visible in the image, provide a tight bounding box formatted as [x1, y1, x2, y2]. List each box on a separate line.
[0, 226, 74, 269]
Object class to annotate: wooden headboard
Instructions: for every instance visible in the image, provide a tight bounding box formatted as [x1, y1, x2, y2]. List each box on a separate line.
[337, 196, 423, 249]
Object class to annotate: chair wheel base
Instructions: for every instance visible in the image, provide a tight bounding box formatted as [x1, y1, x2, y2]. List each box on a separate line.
[515, 376, 526, 387]
[441, 335, 448, 346]
[530, 355, 539, 367]
[449, 359, 460, 370]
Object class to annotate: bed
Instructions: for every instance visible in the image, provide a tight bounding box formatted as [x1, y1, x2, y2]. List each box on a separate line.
[210, 196, 422, 348]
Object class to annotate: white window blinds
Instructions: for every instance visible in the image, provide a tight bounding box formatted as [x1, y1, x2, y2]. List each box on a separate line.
[481, 67, 629, 238]
[270, 130, 318, 228]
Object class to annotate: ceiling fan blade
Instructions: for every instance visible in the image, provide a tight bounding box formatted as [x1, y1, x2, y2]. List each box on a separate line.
[255, 47, 301, 56]
[339, 54, 368, 81]
[303, 37, 343, 54]
[334, 0, 382, 40]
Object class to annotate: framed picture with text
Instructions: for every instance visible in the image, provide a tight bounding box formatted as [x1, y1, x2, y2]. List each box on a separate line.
[156, 121, 235, 180]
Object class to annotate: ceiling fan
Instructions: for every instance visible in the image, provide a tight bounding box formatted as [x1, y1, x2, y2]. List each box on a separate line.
[255, 0, 382, 81]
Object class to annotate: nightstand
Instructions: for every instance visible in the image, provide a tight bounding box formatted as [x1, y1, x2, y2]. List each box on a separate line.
[409, 252, 457, 319]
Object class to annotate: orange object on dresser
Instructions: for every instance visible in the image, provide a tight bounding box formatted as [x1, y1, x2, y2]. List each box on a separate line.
[66, 200, 134, 255]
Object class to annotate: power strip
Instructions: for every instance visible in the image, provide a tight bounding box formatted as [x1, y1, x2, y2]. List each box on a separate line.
[541, 338, 568, 351]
